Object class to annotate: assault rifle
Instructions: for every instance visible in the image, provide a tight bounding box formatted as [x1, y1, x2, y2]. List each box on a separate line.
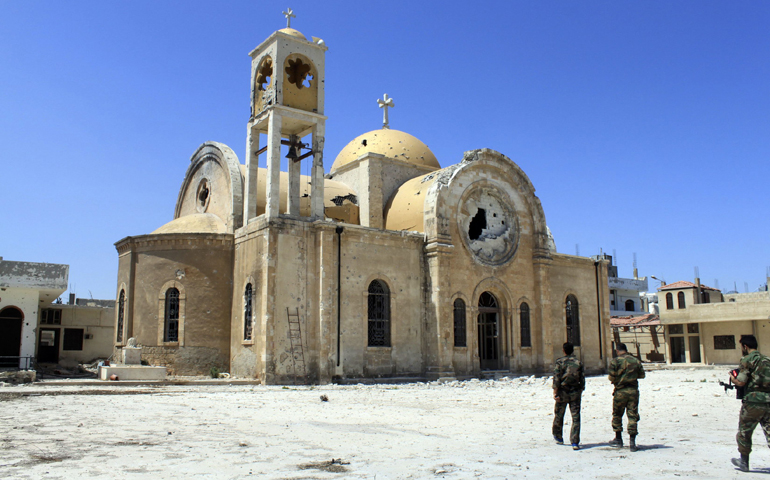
[719, 368, 745, 400]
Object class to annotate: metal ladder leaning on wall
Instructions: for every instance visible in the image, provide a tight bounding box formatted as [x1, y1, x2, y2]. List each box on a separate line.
[286, 307, 307, 385]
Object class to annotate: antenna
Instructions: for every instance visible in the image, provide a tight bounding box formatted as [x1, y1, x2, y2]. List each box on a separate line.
[575, 244, 579, 256]
[694, 266, 700, 279]
[633, 252, 637, 270]
[714, 279, 720, 290]
[745, 282, 749, 293]
[612, 249, 617, 266]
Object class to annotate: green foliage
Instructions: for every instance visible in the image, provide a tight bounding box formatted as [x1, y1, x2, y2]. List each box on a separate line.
[209, 366, 220, 379]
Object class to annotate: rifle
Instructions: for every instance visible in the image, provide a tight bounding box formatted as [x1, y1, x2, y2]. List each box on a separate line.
[719, 368, 746, 400]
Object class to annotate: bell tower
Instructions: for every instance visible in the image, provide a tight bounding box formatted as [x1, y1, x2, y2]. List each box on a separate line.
[244, 9, 328, 221]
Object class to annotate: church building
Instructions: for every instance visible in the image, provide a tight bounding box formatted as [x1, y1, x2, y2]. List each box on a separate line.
[113, 15, 612, 383]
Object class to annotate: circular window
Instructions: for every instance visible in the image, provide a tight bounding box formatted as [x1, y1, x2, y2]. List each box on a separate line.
[196, 178, 210, 213]
[457, 185, 518, 266]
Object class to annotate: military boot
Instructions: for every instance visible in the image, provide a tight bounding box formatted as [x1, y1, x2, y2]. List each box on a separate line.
[629, 435, 638, 452]
[608, 431, 623, 447]
[731, 454, 749, 472]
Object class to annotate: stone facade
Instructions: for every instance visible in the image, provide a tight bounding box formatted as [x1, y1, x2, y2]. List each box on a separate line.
[113, 22, 612, 383]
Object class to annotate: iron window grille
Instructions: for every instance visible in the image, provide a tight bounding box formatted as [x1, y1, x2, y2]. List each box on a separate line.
[367, 280, 390, 347]
[714, 335, 736, 350]
[453, 298, 467, 347]
[565, 295, 580, 346]
[244, 283, 253, 341]
[164, 288, 180, 342]
[116, 290, 125, 343]
[520, 302, 531, 347]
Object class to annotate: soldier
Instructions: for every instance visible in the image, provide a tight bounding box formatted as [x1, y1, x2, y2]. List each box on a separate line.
[729, 334, 770, 472]
[608, 342, 645, 452]
[553, 342, 585, 450]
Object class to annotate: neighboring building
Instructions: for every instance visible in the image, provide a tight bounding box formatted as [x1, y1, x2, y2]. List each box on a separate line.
[0, 257, 115, 369]
[113, 18, 613, 383]
[595, 254, 650, 317]
[658, 279, 770, 364]
[610, 314, 665, 362]
[0, 258, 68, 368]
[37, 298, 116, 368]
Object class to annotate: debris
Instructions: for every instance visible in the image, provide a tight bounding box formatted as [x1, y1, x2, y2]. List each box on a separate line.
[320, 394, 329, 402]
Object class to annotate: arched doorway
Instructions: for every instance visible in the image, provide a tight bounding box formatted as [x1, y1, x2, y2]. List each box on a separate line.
[0, 307, 24, 367]
[477, 292, 500, 370]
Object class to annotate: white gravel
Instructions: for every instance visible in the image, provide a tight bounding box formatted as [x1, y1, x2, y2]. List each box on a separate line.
[0, 367, 758, 479]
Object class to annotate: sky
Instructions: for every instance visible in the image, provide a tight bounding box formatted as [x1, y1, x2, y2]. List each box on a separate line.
[0, 1, 768, 300]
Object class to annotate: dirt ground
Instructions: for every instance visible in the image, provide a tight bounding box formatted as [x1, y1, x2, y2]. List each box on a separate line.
[0, 367, 762, 479]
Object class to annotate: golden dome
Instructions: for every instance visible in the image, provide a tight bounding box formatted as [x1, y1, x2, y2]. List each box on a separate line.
[330, 129, 440, 173]
[278, 28, 307, 41]
[383, 172, 437, 233]
[152, 213, 227, 234]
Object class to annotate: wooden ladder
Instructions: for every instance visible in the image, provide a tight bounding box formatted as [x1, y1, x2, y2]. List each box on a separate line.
[286, 307, 307, 385]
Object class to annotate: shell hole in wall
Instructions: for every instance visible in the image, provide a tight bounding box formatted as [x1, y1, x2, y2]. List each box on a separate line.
[469, 208, 487, 240]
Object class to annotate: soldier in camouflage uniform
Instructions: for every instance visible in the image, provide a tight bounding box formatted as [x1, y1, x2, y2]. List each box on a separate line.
[729, 334, 770, 472]
[552, 342, 585, 450]
[608, 343, 645, 452]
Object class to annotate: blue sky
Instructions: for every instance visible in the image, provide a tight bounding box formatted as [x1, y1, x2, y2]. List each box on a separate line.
[1, 1, 768, 299]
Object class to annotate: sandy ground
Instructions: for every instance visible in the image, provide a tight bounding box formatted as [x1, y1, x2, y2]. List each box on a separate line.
[0, 367, 764, 479]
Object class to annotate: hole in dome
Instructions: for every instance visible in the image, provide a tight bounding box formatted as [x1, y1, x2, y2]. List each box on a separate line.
[468, 208, 487, 240]
[362, 139, 367, 147]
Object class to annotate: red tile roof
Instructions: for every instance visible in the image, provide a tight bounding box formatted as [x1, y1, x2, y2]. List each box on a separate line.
[658, 280, 720, 292]
[610, 314, 660, 327]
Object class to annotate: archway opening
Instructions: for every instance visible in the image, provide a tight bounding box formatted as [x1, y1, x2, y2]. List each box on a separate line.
[0, 307, 24, 367]
[477, 292, 500, 370]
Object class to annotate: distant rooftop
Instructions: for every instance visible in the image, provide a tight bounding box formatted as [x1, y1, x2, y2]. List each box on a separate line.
[658, 280, 720, 292]
[611, 314, 660, 327]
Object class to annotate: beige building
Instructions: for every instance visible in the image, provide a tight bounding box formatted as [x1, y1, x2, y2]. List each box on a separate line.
[659, 280, 770, 365]
[113, 19, 612, 383]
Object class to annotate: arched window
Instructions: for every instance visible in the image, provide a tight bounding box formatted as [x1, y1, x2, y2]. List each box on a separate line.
[701, 291, 710, 304]
[164, 288, 180, 342]
[520, 302, 531, 348]
[666, 292, 674, 310]
[0, 307, 24, 366]
[625, 299, 635, 312]
[368, 280, 390, 347]
[244, 283, 253, 341]
[678, 291, 686, 309]
[453, 299, 466, 347]
[116, 290, 125, 343]
[566, 295, 580, 346]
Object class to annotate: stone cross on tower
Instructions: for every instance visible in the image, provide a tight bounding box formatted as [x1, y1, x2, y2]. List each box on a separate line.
[377, 93, 395, 129]
[283, 8, 296, 28]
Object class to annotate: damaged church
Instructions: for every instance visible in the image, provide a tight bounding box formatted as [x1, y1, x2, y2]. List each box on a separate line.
[113, 15, 612, 383]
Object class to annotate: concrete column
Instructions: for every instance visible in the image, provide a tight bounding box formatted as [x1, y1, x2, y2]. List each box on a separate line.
[310, 123, 326, 219]
[265, 113, 282, 219]
[244, 125, 260, 222]
[287, 136, 301, 216]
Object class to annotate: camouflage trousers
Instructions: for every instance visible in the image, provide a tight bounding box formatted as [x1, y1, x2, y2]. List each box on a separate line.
[553, 390, 582, 444]
[612, 387, 640, 436]
[737, 402, 770, 455]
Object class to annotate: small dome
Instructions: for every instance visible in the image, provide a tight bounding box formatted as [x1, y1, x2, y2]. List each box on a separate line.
[384, 171, 438, 233]
[278, 28, 307, 41]
[330, 129, 440, 173]
[152, 213, 227, 234]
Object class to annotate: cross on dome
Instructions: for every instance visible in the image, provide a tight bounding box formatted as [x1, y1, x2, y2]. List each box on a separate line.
[282, 8, 296, 28]
[377, 94, 395, 129]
